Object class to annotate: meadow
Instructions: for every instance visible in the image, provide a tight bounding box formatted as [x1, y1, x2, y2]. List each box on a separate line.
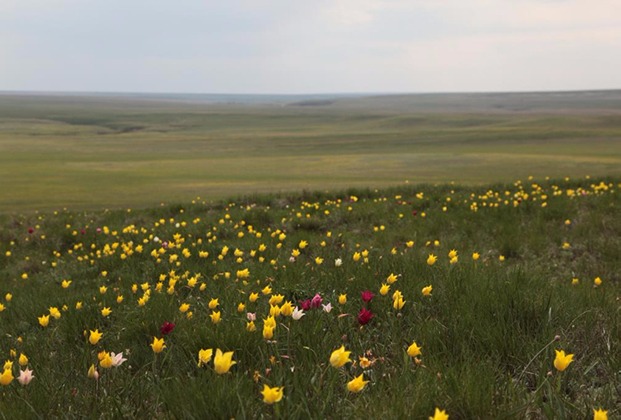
[1, 91, 621, 212]
[0, 92, 619, 419]
[0, 175, 619, 418]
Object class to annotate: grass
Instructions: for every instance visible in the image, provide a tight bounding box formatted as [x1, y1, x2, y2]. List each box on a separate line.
[2, 91, 621, 212]
[0, 175, 618, 418]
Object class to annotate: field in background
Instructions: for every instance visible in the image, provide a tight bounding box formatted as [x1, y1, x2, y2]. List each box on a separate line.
[1, 90, 621, 212]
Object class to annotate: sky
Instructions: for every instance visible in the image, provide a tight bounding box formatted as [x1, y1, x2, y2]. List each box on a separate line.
[1, 0, 620, 94]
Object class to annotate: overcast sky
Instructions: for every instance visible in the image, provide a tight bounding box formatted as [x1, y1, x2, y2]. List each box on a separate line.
[1, 0, 620, 94]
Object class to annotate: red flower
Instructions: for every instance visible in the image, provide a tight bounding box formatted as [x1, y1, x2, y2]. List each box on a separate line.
[357, 308, 374, 325]
[300, 299, 311, 311]
[160, 321, 175, 335]
[361, 290, 374, 303]
[310, 293, 323, 308]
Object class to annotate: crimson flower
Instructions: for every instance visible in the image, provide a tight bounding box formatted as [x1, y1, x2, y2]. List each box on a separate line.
[357, 308, 374, 325]
[361, 290, 374, 303]
[299, 299, 311, 311]
[160, 321, 175, 335]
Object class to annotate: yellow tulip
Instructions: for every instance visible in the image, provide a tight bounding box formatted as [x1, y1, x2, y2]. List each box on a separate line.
[329, 345, 351, 368]
[213, 349, 236, 374]
[346, 374, 369, 393]
[261, 384, 284, 404]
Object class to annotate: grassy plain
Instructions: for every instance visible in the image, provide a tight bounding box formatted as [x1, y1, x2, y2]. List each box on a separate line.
[1, 90, 621, 212]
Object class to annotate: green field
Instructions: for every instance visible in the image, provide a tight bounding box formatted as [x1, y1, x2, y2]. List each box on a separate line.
[2, 90, 621, 212]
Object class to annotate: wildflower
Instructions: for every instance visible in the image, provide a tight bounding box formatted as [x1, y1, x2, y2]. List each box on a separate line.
[0, 368, 13, 385]
[38, 314, 50, 327]
[346, 373, 369, 393]
[88, 364, 99, 380]
[269, 294, 284, 306]
[353, 252, 361, 262]
[334, 258, 343, 267]
[310, 293, 323, 308]
[593, 408, 608, 420]
[427, 254, 437, 265]
[315, 257, 323, 265]
[393, 295, 405, 310]
[61, 280, 72, 288]
[261, 384, 284, 404]
[472, 252, 480, 261]
[322, 303, 333, 313]
[249, 292, 259, 302]
[237, 302, 246, 312]
[554, 349, 574, 372]
[101, 307, 112, 317]
[298, 240, 308, 249]
[358, 308, 374, 325]
[99, 353, 113, 369]
[280, 301, 293, 316]
[263, 324, 274, 340]
[99, 286, 107, 294]
[292, 307, 305, 320]
[379, 284, 390, 296]
[49, 307, 61, 319]
[160, 321, 175, 335]
[499, 255, 505, 262]
[151, 337, 166, 353]
[116, 295, 124, 303]
[198, 349, 213, 367]
[208, 298, 219, 309]
[179, 303, 190, 313]
[110, 352, 127, 367]
[246, 321, 256, 332]
[329, 345, 352, 368]
[5, 293, 12, 302]
[210, 311, 222, 324]
[18, 353, 28, 366]
[571, 278, 580, 285]
[407, 341, 422, 357]
[361, 290, 374, 303]
[17, 368, 34, 385]
[213, 349, 236, 374]
[594, 277, 602, 287]
[262, 285, 272, 295]
[75, 301, 83, 310]
[359, 356, 373, 369]
[89, 329, 103, 345]
[429, 408, 449, 420]
[300, 299, 311, 310]
[386, 273, 398, 284]
[3, 361, 12, 371]
[338, 294, 347, 305]
[422, 285, 433, 296]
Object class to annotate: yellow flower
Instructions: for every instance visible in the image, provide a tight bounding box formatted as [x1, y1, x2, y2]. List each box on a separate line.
[269, 294, 284, 306]
[5, 293, 12, 302]
[75, 301, 83, 310]
[210, 311, 221, 324]
[280, 301, 293, 317]
[472, 252, 480, 261]
[101, 307, 112, 317]
[329, 345, 352, 368]
[18, 353, 28, 366]
[89, 329, 103, 345]
[346, 373, 369, 393]
[237, 302, 246, 312]
[208, 298, 219, 309]
[422, 285, 433, 296]
[246, 321, 256, 332]
[359, 356, 373, 369]
[261, 384, 284, 404]
[38, 314, 50, 327]
[262, 286, 272, 295]
[49, 307, 61, 319]
[380, 283, 390, 296]
[594, 277, 602, 287]
[407, 341, 422, 358]
[99, 286, 107, 294]
[61, 280, 72, 288]
[262, 325, 274, 340]
[427, 254, 437, 266]
[499, 255, 505, 262]
[249, 292, 259, 302]
[213, 349, 236, 374]
[179, 303, 190, 313]
[116, 295, 124, 303]
[197, 349, 213, 367]
[393, 296, 405, 310]
[553, 349, 574, 372]
[151, 337, 166, 353]
[353, 252, 361, 262]
[429, 407, 449, 420]
[0, 368, 14, 386]
[338, 294, 347, 305]
[87, 364, 99, 380]
[298, 240, 308, 249]
[593, 408, 608, 420]
[315, 257, 324, 265]
[571, 278, 579, 285]
[386, 273, 398, 284]
[448, 249, 458, 259]
[99, 352, 113, 369]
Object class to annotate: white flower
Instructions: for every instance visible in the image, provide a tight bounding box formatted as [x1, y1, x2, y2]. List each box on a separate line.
[18, 368, 34, 385]
[110, 352, 127, 367]
[334, 258, 342, 267]
[246, 312, 256, 321]
[322, 303, 333, 313]
[292, 307, 305, 320]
